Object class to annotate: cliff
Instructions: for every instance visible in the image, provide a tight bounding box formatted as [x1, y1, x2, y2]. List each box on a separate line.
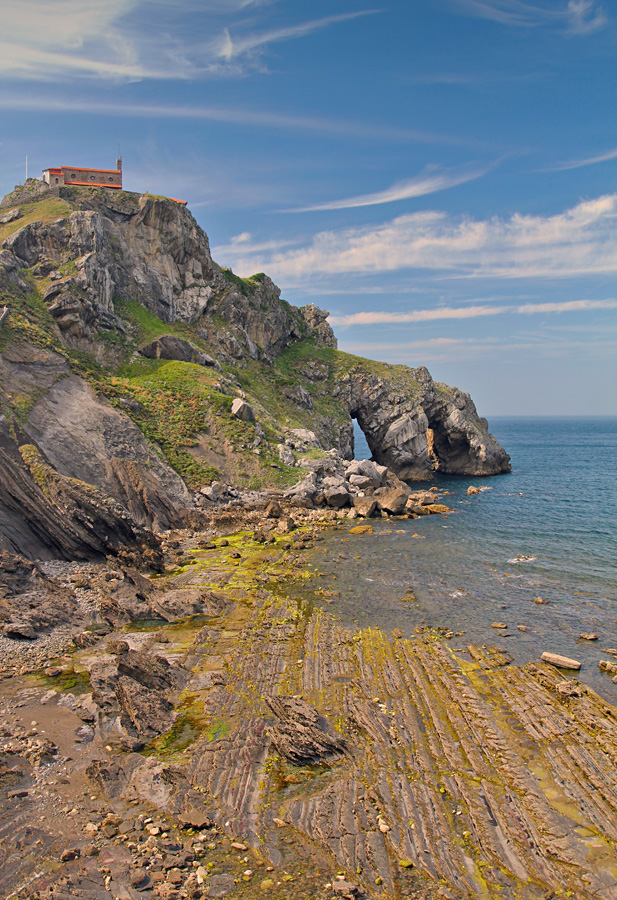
[0, 184, 509, 559]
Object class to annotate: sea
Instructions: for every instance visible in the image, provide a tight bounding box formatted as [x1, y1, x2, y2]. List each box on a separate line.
[300, 417, 617, 698]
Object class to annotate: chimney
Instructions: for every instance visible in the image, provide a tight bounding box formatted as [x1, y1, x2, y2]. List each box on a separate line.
[116, 156, 122, 172]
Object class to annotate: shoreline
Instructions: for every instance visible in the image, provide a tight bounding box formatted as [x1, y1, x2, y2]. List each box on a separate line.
[2, 501, 617, 899]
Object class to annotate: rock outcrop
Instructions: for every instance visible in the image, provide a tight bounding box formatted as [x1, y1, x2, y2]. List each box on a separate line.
[0, 183, 510, 563]
[139, 334, 220, 369]
[336, 365, 510, 479]
[0, 432, 162, 569]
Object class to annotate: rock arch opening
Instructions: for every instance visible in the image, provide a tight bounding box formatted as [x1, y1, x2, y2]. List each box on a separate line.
[351, 416, 373, 461]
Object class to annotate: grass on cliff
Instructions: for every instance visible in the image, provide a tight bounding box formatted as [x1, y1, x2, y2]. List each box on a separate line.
[0, 197, 74, 242]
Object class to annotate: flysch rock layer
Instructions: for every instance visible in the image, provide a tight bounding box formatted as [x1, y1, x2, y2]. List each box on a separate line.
[1, 529, 616, 900]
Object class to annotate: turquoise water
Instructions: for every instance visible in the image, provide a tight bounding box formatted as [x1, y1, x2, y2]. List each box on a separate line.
[304, 418, 617, 696]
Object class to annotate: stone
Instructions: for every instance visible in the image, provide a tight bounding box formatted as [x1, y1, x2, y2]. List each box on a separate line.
[140, 335, 220, 369]
[491, 622, 507, 630]
[332, 879, 359, 895]
[348, 474, 372, 490]
[2, 622, 37, 640]
[345, 459, 387, 487]
[0, 207, 22, 225]
[348, 525, 373, 535]
[60, 848, 80, 862]
[375, 486, 409, 515]
[207, 874, 236, 897]
[580, 633, 598, 641]
[466, 486, 481, 495]
[427, 504, 451, 514]
[167, 869, 183, 885]
[324, 485, 350, 509]
[276, 516, 296, 534]
[277, 444, 295, 466]
[556, 681, 583, 698]
[599, 660, 617, 675]
[231, 398, 255, 422]
[266, 695, 345, 764]
[353, 496, 377, 518]
[541, 652, 581, 670]
[265, 500, 282, 518]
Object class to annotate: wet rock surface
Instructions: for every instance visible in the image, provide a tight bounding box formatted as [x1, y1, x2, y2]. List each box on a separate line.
[1, 519, 616, 900]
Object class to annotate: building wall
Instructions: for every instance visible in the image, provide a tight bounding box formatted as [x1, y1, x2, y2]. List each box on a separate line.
[43, 170, 64, 186]
[61, 167, 122, 187]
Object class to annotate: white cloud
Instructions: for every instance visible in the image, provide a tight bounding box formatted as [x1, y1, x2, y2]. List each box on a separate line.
[0, 0, 381, 82]
[226, 193, 617, 281]
[289, 165, 487, 212]
[449, 0, 607, 33]
[0, 95, 461, 145]
[565, 0, 607, 33]
[330, 305, 509, 325]
[330, 297, 617, 327]
[216, 10, 380, 62]
[551, 147, 617, 170]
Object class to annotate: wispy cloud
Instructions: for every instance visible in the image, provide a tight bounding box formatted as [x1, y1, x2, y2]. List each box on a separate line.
[0, 0, 381, 82]
[289, 165, 488, 212]
[330, 297, 617, 326]
[226, 193, 617, 281]
[0, 95, 471, 146]
[216, 10, 380, 62]
[550, 147, 617, 170]
[448, 0, 607, 34]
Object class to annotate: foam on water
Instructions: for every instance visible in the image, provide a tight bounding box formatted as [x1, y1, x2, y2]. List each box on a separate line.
[304, 417, 617, 697]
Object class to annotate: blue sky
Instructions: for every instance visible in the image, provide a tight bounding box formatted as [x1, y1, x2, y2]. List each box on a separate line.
[1, 0, 616, 415]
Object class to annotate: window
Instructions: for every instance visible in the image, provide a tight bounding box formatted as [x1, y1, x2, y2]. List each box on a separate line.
[90, 175, 95, 181]
[70, 173, 76, 179]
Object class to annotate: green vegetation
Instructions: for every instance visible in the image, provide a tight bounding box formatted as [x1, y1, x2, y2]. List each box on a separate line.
[221, 268, 256, 297]
[0, 197, 73, 242]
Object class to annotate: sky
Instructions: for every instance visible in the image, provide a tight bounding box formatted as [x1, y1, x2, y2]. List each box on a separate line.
[1, 0, 616, 416]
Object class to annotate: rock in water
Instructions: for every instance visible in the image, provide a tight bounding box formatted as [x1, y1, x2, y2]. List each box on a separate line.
[541, 652, 582, 670]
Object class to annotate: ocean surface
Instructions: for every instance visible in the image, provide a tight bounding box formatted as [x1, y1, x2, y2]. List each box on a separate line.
[300, 417, 617, 697]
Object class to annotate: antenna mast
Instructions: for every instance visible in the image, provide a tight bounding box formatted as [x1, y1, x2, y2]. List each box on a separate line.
[25, 155, 28, 181]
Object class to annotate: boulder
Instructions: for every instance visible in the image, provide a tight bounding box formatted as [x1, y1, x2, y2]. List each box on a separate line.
[345, 459, 388, 487]
[353, 496, 377, 518]
[266, 695, 345, 764]
[115, 676, 173, 740]
[2, 621, 37, 640]
[375, 485, 409, 515]
[230, 398, 255, 422]
[541, 652, 581, 670]
[140, 335, 220, 369]
[324, 485, 350, 509]
[347, 474, 373, 490]
[278, 444, 295, 466]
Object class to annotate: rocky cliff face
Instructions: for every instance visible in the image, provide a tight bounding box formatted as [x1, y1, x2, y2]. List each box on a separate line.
[0, 184, 509, 559]
[337, 364, 510, 479]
